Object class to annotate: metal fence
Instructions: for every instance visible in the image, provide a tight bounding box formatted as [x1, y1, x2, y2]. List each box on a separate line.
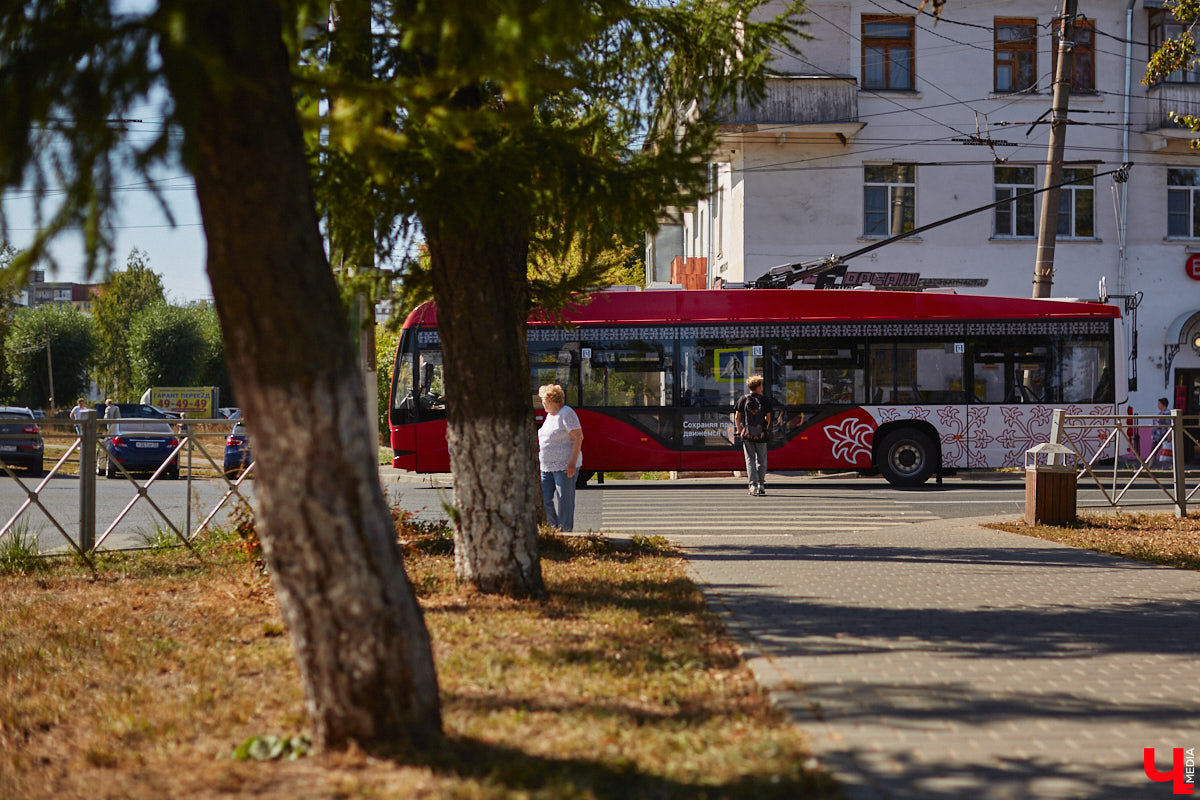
[1049, 408, 1198, 518]
[0, 414, 255, 561]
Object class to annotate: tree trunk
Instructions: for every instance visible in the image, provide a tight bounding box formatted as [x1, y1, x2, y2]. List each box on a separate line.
[158, 1, 441, 751]
[426, 210, 545, 597]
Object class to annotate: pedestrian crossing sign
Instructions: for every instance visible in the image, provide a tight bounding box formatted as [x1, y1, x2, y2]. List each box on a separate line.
[715, 348, 750, 383]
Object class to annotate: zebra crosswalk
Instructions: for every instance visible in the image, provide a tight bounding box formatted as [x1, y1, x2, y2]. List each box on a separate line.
[594, 485, 940, 537]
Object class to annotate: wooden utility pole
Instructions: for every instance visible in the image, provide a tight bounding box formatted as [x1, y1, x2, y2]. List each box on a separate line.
[44, 323, 55, 408]
[1032, 0, 1078, 298]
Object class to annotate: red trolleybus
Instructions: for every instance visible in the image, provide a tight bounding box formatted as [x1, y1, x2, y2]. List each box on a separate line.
[389, 289, 1124, 487]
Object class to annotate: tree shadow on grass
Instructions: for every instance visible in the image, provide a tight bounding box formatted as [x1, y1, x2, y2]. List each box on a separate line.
[382, 734, 842, 800]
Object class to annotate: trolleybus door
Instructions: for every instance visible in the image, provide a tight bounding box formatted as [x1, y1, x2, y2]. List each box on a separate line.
[678, 338, 760, 472]
[576, 337, 678, 471]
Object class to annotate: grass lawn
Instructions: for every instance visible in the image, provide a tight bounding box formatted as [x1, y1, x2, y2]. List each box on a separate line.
[988, 511, 1200, 571]
[0, 520, 839, 799]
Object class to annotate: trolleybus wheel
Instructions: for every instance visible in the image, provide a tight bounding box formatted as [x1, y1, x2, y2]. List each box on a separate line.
[876, 428, 937, 487]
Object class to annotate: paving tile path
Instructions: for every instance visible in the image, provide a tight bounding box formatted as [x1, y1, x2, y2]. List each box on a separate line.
[682, 517, 1200, 800]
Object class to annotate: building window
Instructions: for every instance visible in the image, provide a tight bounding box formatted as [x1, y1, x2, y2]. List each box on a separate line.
[1168, 168, 1200, 238]
[862, 15, 915, 90]
[864, 164, 915, 236]
[1149, 10, 1200, 84]
[995, 18, 1038, 93]
[1056, 167, 1094, 238]
[994, 166, 1036, 237]
[1052, 19, 1095, 92]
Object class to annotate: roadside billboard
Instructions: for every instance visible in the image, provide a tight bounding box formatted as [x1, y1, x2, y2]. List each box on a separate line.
[143, 387, 219, 419]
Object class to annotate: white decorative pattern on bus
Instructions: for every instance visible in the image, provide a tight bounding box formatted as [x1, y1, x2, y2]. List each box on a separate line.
[517, 318, 1114, 344]
[826, 416, 874, 463]
[863, 404, 1118, 469]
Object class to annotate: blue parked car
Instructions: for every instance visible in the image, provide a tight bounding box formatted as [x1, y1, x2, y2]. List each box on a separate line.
[98, 421, 180, 479]
[223, 422, 252, 478]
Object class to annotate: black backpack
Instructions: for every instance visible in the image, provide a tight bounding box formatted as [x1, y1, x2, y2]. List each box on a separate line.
[742, 392, 767, 441]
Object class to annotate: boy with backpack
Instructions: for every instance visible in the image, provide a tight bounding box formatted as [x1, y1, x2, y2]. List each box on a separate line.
[735, 375, 774, 496]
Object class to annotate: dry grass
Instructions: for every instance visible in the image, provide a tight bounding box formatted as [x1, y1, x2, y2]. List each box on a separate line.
[0, 524, 837, 800]
[989, 512, 1200, 570]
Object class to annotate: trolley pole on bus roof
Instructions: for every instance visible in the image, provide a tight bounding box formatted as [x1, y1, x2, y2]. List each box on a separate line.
[1032, 0, 1078, 299]
[750, 165, 1129, 291]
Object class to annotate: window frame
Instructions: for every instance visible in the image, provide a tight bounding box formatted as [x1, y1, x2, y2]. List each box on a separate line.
[994, 18, 1039, 93]
[993, 165, 1037, 238]
[863, 163, 916, 237]
[1056, 167, 1095, 239]
[1051, 18, 1095, 93]
[862, 14, 916, 91]
[1168, 168, 1200, 239]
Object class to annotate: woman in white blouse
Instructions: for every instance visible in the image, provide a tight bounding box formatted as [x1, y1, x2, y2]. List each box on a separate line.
[537, 383, 584, 531]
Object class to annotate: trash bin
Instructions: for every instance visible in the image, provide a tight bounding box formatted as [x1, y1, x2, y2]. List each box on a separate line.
[1024, 443, 1077, 526]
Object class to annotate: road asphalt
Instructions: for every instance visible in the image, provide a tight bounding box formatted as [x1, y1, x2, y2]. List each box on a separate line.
[380, 468, 1200, 799]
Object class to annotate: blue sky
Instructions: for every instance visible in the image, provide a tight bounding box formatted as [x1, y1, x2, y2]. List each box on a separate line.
[7, 175, 211, 303]
[5, 182, 209, 302]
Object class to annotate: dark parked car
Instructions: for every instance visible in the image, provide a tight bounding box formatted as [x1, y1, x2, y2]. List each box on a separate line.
[223, 422, 252, 478]
[98, 421, 180, 479]
[0, 406, 44, 476]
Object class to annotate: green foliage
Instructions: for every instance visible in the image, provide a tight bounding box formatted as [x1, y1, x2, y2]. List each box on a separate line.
[303, 0, 805, 312]
[3, 302, 96, 408]
[232, 734, 311, 761]
[0, 520, 44, 575]
[91, 249, 166, 400]
[135, 522, 180, 554]
[0, 244, 21, 402]
[376, 325, 398, 440]
[189, 302, 233, 405]
[227, 500, 263, 571]
[128, 302, 206, 389]
[1145, 0, 1200, 144]
[528, 229, 645, 311]
[629, 534, 673, 553]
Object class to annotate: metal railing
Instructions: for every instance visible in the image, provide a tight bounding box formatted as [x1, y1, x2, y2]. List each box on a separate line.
[1048, 408, 1198, 518]
[0, 413, 255, 559]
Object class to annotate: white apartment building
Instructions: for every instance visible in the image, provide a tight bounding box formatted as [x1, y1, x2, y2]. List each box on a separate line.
[648, 0, 1200, 451]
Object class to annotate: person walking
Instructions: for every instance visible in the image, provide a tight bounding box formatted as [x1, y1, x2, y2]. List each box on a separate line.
[1154, 396, 1173, 466]
[103, 398, 121, 420]
[70, 397, 89, 434]
[537, 383, 584, 531]
[735, 375, 773, 496]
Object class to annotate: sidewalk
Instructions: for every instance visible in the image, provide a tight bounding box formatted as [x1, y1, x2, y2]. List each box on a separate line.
[683, 515, 1200, 800]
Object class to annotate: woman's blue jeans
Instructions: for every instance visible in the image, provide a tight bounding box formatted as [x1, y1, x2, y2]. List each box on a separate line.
[540, 470, 577, 531]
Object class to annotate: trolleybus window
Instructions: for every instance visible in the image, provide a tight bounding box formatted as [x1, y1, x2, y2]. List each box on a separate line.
[1059, 338, 1112, 403]
[581, 339, 673, 407]
[870, 341, 966, 405]
[773, 341, 865, 405]
[529, 342, 579, 405]
[971, 340, 1048, 403]
[392, 350, 415, 424]
[681, 339, 759, 406]
[416, 349, 446, 418]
